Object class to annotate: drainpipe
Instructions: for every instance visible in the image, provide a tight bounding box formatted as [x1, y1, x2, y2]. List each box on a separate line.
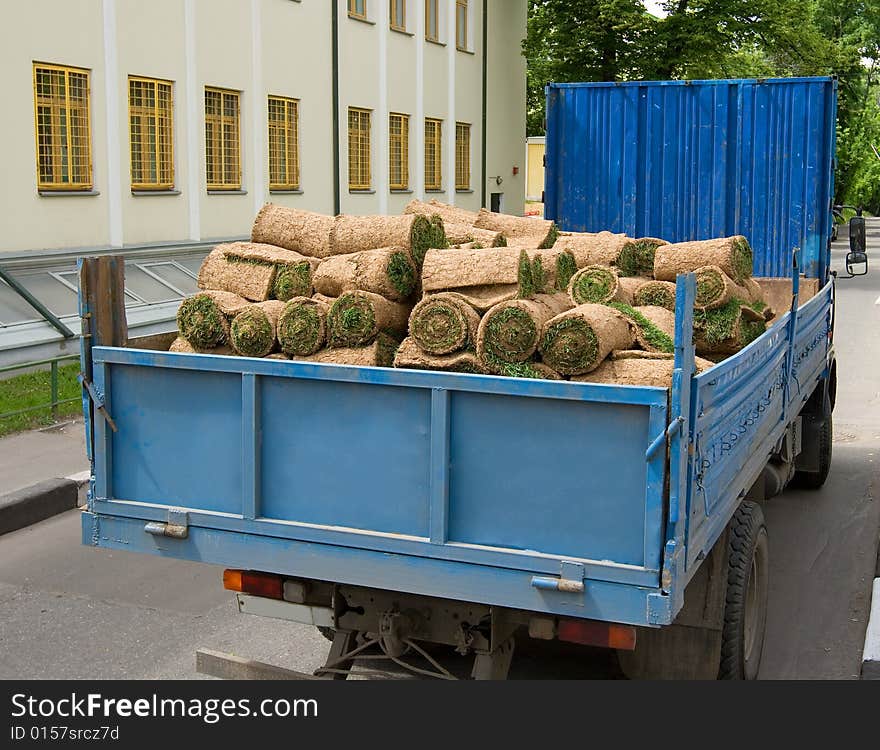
[332, 0, 341, 215]
[481, 0, 488, 209]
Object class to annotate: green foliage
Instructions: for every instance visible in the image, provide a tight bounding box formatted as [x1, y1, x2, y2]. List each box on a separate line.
[273, 263, 313, 302]
[177, 295, 227, 348]
[608, 301, 675, 353]
[0, 363, 82, 437]
[387, 252, 417, 298]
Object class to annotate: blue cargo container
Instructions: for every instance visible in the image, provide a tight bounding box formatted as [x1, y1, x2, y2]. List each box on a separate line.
[544, 77, 837, 281]
[79, 77, 838, 680]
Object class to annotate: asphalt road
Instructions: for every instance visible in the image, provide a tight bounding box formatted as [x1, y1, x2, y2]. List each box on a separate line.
[0, 229, 878, 680]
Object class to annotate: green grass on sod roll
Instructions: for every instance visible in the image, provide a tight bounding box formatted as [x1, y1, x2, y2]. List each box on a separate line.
[411, 300, 468, 353]
[493, 234, 508, 248]
[517, 250, 536, 299]
[634, 283, 676, 309]
[570, 266, 616, 304]
[329, 295, 377, 346]
[694, 267, 727, 308]
[538, 223, 559, 250]
[555, 252, 577, 291]
[693, 298, 765, 347]
[273, 263, 313, 302]
[484, 352, 548, 379]
[617, 239, 661, 277]
[387, 251, 417, 298]
[230, 308, 275, 357]
[531, 258, 547, 293]
[483, 306, 538, 363]
[540, 317, 600, 374]
[731, 237, 754, 283]
[410, 215, 444, 267]
[607, 302, 674, 354]
[278, 302, 324, 356]
[177, 296, 228, 348]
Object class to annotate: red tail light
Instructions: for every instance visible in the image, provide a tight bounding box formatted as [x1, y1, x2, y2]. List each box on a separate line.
[557, 619, 637, 651]
[223, 569, 283, 600]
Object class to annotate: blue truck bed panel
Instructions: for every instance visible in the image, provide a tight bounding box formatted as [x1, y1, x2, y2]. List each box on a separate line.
[544, 78, 837, 280]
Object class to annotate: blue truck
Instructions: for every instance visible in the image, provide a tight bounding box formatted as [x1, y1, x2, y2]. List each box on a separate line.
[79, 77, 839, 680]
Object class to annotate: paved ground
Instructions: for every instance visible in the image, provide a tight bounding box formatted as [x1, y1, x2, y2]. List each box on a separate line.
[0, 227, 878, 679]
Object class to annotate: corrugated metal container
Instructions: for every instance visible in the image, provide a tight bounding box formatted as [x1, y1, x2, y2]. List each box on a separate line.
[544, 78, 837, 280]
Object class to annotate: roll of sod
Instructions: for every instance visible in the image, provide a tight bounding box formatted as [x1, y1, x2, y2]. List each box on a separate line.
[294, 335, 399, 368]
[251, 204, 336, 258]
[616, 237, 669, 277]
[477, 293, 572, 367]
[633, 280, 678, 311]
[575, 351, 716, 387]
[313, 247, 417, 302]
[169, 337, 235, 356]
[611, 349, 716, 372]
[474, 208, 558, 249]
[528, 249, 578, 293]
[486, 359, 564, 380]
[694, 265, 762, 310]
[393, 337, 487, 374]
[274, 260, 318, 302]
[693, 300, 767, 355]
[552, 231, 630, 269]
[568, 265, 640, 305]
[229, 301, 286, 358]
[441, 222, 506, 248]
[409, 292, 481, 355]
[277, 297, 331, 357]
[654, 236, 754, 284]
[607, 303, 676, 354]
[332, 214, 443, 268]
[404, 198, 481, 227]
[538, 304, 634, 376]
[421, 247, 535, 299]
[327, 291, 411, 347]
[176, 290, 250, 348]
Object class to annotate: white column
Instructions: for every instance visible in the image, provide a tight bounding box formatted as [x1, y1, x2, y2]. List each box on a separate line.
[101, 0, 123, 247]
[184, 0, 200, 241]
[377, 0, 389, 214]
[414, 0, 425, 200]
[250, 0, 266, 214]
[446, 0, 456, 204]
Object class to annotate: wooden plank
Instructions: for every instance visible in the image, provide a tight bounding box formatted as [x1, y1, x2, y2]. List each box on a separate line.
[195, 649, 318, 680]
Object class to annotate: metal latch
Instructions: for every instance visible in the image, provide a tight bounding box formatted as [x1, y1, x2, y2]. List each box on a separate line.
[531, 562, 585, 594]
[144, 510, 189, 539]
[78, 373, 118, 433]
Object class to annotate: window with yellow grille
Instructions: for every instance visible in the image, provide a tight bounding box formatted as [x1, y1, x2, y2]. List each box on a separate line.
[348, 108, 372, 190]
[33, 63, 93, 191]
[129, 77, 174, 190]
[205, 87, 241, 191]
[425, 0, 439, 41]
[389, 113, 409, 190]
[456, 0, 469, 50]
[424, 118, 442, 191]
[348, 0, 367, 20]
[268, 96, 300, 191]
[456, 123, 471, 190]
[390, 0, 405, 30]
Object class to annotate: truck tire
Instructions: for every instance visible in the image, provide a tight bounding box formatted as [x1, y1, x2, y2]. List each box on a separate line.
[792, 414, 832, 490]
[718, 501, 768, 680]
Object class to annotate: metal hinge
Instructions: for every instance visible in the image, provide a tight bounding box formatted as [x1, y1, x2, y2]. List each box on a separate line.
[531, 562, 585, 594]
[144, 510, 189, 539]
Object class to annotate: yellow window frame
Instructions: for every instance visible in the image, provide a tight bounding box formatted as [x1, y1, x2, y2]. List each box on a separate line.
[129, 76, 174, 191]
[389, 113, 409, 191]
[425, 0, 439, 41]
[390, 0, 406, 31]
[456, 0, 469, 51]
[348, 0, 367, 20]
[205, 87, 241, 191]
[348, 107, 372, 191]
[456, 122, 471, 190]
[33, 62, 93, 191]
[268, 95, 300, 191]
[425, 118, 443, 191]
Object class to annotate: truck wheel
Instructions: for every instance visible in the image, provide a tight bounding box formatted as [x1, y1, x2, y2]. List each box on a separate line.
[792, 414, 832, 490]
[719, 501, 768, 680]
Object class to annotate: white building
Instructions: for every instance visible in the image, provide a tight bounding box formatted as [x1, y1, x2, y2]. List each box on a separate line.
[0, 0, 528, 256]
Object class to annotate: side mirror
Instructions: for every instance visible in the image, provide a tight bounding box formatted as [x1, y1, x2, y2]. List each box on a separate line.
[846, 215, 868, 276]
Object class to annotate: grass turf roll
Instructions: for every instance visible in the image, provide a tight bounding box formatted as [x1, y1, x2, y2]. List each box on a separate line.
[608, 303, 675, 354]
[539, 304, 634, 375]
[421, 247, 534, 299]
[616, 237, 668, 277]
[633, 280, 677, 311]
[277, 297, 331, 356]
[654, 236, 754, 284]
[294, 335, 399, 367]
[169, 337, 235, 356]
[484, 358, 563, 380]
[552, 231, 629, 269]
[404, 198, 481, 226]
[694, 265, 762, 310]
[251, 204, 336, 258]
[327, 291, 411, 347]
[333, 214, 443, 268]
[313, 247, 417, 302]
[394, 337, 487, 374]
[693, 299, 767, 355]
[409, 292, 481, 355]
[176, 290, 250, 348]
[442, 222, 506, 248]
[473, 208, 558, 248]
[229, 301, 286, 357]
[527, 249, 578, 293]
[477, 293, 572, 367]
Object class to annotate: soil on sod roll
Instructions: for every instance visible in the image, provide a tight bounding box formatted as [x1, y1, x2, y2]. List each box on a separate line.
[539, 304, 634, 376]
[654, 236, 754, 284]
[608, 303, 675, 354]
[294, 335, 399, 368]
[477, 293, 572, 367]
[616, 237, 668, 277]
[473, 208, 558, 249]
[312, 247, 417, 302]
[277, 297, 331, 356]
[409, 292, 481, 355]
[694, 265, 762, 310]
[176, 290, 250, 348]
[333, 214, 442, 267]
[575, 351, 716, 387]
[552, 231, 630, 269]
[611, 350, 716, 371]
[442, 222, 506, 248]
[568, 266, 641, 305]
[169, 337, 235, 356]
[327, 291, 411, 347]
[633, 280, 678, 311]
[527, 248, 578, 293]
[404, 198, 481, 227]
[251, 204, 336, 258]
[427, 285, 521, 314]
[394, 337, 488, 374]
[229, 301, 286, 358]
[693, 299, 767, 355]
[421, 247, 534, 298]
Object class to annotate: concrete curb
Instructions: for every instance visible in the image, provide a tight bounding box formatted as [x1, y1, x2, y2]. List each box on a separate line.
[863, 578, 880, 680]
[0, 472, 90, 537]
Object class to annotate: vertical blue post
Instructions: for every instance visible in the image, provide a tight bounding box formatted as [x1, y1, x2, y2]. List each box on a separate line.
[242, 373, 260, 520]
[429, 388, 450, 544]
